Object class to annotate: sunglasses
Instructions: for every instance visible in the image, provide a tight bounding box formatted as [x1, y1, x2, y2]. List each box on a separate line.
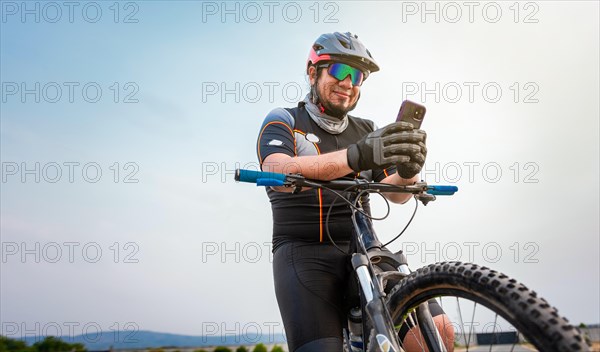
[319, 62, 368, 86]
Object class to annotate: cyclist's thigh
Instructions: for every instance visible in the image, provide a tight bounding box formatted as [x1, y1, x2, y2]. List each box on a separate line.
[273, 241, 349, 352]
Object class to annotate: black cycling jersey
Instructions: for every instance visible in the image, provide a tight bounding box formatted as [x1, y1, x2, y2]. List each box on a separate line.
[256, 101, 396, 251]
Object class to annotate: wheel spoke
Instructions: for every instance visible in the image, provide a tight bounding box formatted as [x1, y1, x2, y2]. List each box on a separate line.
[469, 300, 476, 348]
[489, 312, 497, 352]
[455, 296, 469, 351]
[409, 311, 427, 352]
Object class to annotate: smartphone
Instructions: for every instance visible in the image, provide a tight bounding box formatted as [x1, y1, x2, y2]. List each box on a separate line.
[396, 100, 426, 129]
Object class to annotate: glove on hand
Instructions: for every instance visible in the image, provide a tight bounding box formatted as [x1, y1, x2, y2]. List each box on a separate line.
[395, 137, 427, 179]
[347, 121, 427, 174]
[393, 125, 427, 179]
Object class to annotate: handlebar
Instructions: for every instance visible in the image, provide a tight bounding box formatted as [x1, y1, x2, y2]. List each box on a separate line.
[236, 169, 287, 186]
[235, 169, 458, 199]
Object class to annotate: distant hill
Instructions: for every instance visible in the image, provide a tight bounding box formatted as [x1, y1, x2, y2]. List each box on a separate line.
[21, 330, 287, 350]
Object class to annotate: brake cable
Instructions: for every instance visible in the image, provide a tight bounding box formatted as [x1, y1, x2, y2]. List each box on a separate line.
[318, 182, 419, 254]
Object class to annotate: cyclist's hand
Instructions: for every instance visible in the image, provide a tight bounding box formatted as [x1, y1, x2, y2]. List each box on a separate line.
[394, 127, 427, 179]
[347, 121, 425, 172]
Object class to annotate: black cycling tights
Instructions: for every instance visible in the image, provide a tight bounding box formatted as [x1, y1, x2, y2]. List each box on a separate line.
[273, 241, 444, 352]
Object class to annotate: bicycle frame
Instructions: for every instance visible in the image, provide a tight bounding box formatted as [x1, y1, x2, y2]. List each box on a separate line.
[234, 169, 457, 352]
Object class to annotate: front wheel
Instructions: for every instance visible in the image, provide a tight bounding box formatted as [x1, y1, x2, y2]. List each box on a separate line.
[369, 262, 590, 352]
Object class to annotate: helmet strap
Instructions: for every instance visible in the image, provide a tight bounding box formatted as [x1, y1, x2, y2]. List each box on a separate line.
[311, 82, 327, 114]
[310, 68, 321, 105]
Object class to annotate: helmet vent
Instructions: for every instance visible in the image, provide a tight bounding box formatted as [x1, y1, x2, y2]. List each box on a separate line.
[334, 32, 353, 49]
[339, 39, 351, 49]
[313, 44, 324, 51]
[366, 49, 373, 58]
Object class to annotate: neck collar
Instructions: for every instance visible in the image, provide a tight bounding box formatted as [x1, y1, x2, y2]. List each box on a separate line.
[301, 94, 349, 135]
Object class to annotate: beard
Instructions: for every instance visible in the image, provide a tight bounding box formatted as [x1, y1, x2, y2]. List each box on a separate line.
[320, 98, 357, 118]
[315, 85, 359, 119]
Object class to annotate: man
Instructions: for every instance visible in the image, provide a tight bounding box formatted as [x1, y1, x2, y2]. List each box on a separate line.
[256, 32, 454, 352]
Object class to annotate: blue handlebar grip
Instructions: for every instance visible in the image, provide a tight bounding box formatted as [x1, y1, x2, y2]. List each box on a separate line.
[256, 178, 285, 187]
[427, 185, 459, 196]
[236, 169, 287, 184]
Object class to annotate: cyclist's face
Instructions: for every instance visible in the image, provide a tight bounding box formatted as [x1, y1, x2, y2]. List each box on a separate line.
[309, 64, 361, 118]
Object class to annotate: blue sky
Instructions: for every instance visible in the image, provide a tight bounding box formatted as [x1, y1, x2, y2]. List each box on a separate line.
[1, 0, 599, 343]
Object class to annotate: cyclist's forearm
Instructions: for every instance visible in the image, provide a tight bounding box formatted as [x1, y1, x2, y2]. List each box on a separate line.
[381, 173, 419, 204]
[262, 150, 353, 181]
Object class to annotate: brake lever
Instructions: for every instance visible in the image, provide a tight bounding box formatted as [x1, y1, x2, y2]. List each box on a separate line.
[416, 193, 436, 206]
[283, 174, 305, 194]
[408, 182, 437, 206]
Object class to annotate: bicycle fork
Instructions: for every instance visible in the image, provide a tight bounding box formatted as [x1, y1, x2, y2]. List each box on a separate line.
[352, 253, 401, 352]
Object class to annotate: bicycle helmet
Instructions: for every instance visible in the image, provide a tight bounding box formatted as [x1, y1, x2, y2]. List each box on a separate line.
[307, 32, 380, 74]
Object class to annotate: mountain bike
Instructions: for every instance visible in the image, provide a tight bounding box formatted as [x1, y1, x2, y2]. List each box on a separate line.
[235, 168, 591, 352]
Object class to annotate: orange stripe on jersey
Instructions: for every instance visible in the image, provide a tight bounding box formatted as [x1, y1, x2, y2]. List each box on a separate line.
[314, 143, 321, 155]
[318, 188, 324, 242]
[258, 121, 296, 164]
[383, 169, 389, 177]
[315, 143, 323, 242]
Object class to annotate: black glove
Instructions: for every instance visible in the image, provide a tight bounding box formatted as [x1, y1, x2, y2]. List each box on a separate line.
[346, 121, 426, 173]
[395, 128, 427, 179]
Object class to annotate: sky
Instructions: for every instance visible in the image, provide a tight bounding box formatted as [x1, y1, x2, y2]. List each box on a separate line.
[1, 0, 599, 346]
